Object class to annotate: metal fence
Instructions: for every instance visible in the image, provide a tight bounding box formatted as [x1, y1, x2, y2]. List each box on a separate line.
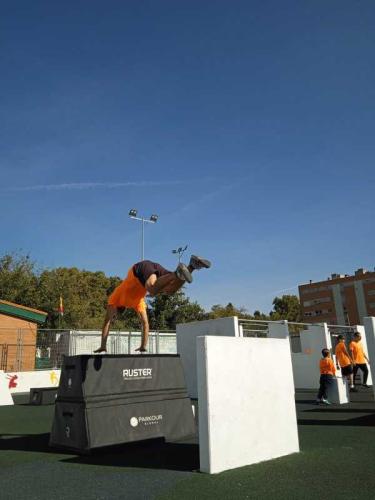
[238, 318, 270, 337]
[285, 321, 361, 353]
[0, 328, 177, 372]
[1, 319, 362, 372]
[327, 324, 360, 350]
[237, 319, 355, 354]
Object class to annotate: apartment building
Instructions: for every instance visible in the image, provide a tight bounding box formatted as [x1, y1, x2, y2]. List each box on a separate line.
[299, 268, 375, 325]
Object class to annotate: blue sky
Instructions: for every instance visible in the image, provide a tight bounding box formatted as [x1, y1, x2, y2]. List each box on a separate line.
[1, 0, 374, 313]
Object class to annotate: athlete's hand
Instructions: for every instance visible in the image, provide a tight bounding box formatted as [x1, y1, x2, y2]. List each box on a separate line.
[135, 346, 147, 353]
[94, 347, 107, 353]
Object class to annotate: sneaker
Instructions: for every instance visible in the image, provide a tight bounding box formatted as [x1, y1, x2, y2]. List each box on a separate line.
[363, 384, 372, 388]
[175, 263, 193, 283]
[321, 399, 331, 405]
[189, 255, 211, 270]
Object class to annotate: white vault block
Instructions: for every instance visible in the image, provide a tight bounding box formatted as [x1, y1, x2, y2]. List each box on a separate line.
[177, 316, 240, 399]
[354, 324, 373, 386]
[327, 377, 349, 404]
[364, 317, 375, 400]
[196, 336, 299, 474]
[0, 370, 14, 406]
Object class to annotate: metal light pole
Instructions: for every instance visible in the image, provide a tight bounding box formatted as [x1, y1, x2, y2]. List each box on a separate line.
[129, 209, 158, 260]
[172, 245, 188, 263]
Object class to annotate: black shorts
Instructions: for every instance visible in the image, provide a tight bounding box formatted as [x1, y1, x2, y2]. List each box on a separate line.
[341, 365, 353, 376]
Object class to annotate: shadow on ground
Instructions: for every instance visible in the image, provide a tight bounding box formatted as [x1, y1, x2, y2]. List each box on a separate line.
[0, 433, 200, 472]
[63, 440, 199, 471]
[302, 408, 375, 414]
[0, 433, 51, 453]
[298, 414, 375, 426]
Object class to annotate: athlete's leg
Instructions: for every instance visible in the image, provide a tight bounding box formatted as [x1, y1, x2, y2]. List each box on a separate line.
[146, 269, 188, 296]
[161, 277, 186, 295]
[188, 255, 211, 272]
[94, 305, 117, 353]
[135, 308, 150, 352]
[147, 257, 212, 296]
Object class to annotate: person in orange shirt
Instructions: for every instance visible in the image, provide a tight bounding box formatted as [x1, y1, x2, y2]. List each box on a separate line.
[350, 332, 371, 388]
[94, 255, 211, 353]
[335, 335, 357, 392]
[316, 348, 336, 405]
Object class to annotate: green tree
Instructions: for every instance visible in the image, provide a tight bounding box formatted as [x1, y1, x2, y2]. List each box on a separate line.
[36, 268, 123, 329]
[148, 290, 205, 330]
[253, 310, 269, 320]
[270, 295, 301, 322]
[208, 302, 250, 319]
[0, 253, 38, 306]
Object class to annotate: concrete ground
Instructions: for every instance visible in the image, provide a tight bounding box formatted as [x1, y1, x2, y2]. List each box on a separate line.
[1, 389, 375, 500]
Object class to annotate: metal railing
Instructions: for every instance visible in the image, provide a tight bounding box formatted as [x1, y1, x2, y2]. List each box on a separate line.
[1, 318, 363, 372]
[0, 328, 177, 372]
[237, 319, 359, 353]
[238, 319, 270, 337]
[327, 324, 360, 350]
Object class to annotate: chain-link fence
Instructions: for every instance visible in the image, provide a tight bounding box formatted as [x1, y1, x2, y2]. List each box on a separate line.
[0, 328, 177, 372]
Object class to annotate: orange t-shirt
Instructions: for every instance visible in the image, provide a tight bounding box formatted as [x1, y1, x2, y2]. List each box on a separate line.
[320, 358, 336, 375]
[335, 342, 351, 368]
[349, 341, 366, 364]
[108, 266, 147, 313]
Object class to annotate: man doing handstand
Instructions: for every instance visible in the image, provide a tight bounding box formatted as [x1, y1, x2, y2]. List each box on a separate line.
[94, 255, 210, 353]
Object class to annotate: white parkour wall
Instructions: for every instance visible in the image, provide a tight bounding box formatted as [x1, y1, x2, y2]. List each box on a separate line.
[0, 370, 14, 406]
[176, 316, 240, 399]
[353, 325, 373, 386]
[291, 324, 331, 390]
[364, 317, 375, 400]
[268, 321, 289, 339]
[328, 377, 349, 404]
[197, 336, 299, 474]
[5, 369, 61, 394]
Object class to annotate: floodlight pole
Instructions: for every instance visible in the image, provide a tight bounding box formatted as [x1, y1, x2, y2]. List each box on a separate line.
[142, 218, 145, 260]
[129, 210, 158, 260]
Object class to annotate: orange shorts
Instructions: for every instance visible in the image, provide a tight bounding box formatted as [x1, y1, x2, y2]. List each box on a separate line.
[108, 266, 147, 313]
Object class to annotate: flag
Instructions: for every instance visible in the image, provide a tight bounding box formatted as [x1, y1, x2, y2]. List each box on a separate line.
[58, 295, 64, 316]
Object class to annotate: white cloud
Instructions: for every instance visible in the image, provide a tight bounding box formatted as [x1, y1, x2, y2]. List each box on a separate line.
[4, 180, 184, 192]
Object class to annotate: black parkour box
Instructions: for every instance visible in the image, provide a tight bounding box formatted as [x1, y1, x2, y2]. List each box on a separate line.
[29, 387, 58, 405]
[49, 354, 196, 453]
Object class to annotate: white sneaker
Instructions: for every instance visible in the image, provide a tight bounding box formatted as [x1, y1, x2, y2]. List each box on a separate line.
[321, 399, 331, 405]
[175, 263, 193, 283]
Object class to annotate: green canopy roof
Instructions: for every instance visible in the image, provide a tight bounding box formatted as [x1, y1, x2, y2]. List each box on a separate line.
[0, 300, 47, 324]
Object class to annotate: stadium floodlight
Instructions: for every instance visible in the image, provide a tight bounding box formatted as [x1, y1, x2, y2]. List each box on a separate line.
[128, 209, 159, 260]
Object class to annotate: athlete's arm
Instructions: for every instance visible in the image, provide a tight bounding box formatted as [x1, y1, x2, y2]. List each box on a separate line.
[145, 274, 158, 296]
[135, 309, 149, 352]
[349, 345, 355, 364]
[94, 305, 117, 353]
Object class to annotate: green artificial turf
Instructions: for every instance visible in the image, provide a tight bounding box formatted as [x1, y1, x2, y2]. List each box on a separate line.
[1, 391, 375, 500]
